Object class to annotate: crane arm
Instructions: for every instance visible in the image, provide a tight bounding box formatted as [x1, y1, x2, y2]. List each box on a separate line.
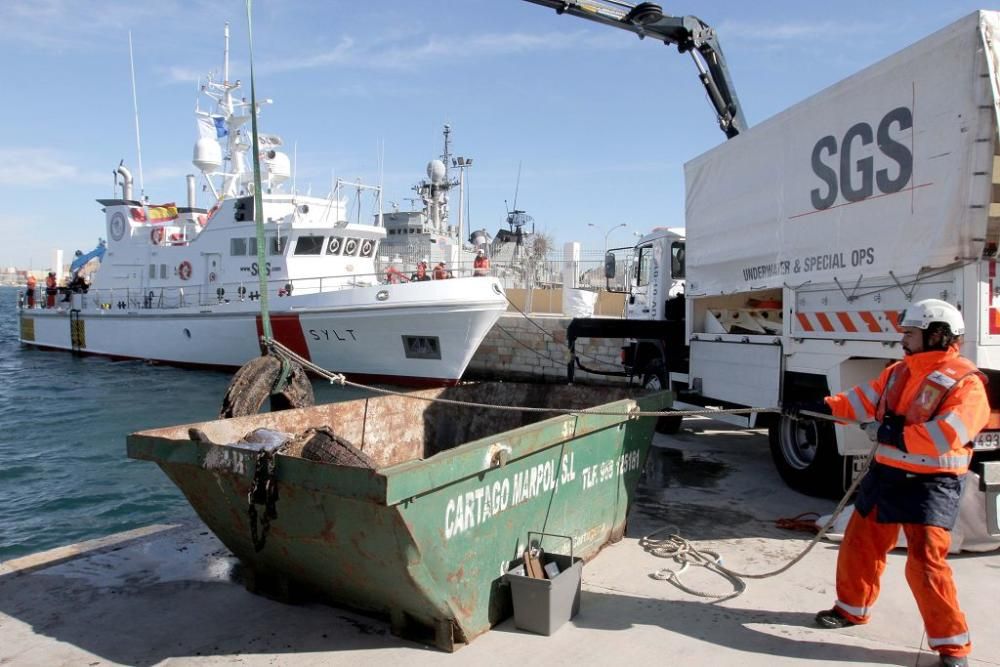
[522, 0, 747, 138]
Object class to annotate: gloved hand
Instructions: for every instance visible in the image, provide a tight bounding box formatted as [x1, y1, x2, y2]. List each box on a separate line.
[782, 400, 832, 420]
[876, 414, 907, 450]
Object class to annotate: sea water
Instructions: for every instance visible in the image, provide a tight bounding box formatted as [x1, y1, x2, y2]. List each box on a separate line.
[0, 286, 366, 561]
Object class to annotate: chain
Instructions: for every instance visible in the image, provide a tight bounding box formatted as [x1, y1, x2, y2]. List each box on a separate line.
[247, 447, 281, 552]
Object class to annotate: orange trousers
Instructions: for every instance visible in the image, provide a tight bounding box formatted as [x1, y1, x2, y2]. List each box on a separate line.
[833, 509, 970, 657]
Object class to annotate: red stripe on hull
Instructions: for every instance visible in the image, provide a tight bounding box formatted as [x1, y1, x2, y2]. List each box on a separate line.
[255, 314, 312, 361]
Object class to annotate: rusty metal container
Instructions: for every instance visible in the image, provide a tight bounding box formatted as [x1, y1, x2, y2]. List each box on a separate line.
[126, 383, 670, 650]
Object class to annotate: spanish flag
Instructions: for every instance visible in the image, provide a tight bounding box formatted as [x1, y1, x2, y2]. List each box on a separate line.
[130, 203, 179, 223]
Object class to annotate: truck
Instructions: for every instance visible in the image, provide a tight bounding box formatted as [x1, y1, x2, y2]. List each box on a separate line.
[533, 2, 1000, 497]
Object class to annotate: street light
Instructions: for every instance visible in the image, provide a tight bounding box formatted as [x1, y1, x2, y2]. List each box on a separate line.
[588, 222, 627, 255]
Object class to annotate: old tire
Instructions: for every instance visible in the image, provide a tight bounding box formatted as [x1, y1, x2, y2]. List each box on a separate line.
[641, 362, 682, 435]
[220, 355, 315, 418]
[768, 414, 844, 498]
[298, 427, 375, 468]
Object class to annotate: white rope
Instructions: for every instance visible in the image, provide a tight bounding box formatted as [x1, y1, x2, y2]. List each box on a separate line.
[266, 339, 778, 419]
[642, 429, 877, 600]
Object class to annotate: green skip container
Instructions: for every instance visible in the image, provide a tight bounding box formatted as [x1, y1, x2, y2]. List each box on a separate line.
[126, 382, 670, 651]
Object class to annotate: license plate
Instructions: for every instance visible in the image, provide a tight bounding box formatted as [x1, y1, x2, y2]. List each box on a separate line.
[974, 431, 1000, 451]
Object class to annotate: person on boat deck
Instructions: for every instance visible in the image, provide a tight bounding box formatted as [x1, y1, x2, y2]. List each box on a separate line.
[785, 299, 987, 667]
[25, 274, 37, 308]
[44, 272, 57, 308]
[433, 262, 451, 280]
[385, 261, 408, 284]
[412, 261, 430, 282]
[473, 249, 490, 276]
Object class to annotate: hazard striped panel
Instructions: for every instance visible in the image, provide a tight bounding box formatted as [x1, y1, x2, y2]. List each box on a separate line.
[793, 310, 903, 334]
[989, 261, 1000, 335]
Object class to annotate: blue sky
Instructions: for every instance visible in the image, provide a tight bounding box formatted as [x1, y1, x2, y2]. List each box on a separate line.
[0, 0, 991, 270]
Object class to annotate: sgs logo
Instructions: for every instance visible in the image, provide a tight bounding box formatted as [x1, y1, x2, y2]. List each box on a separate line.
[810, 106, 912, 210]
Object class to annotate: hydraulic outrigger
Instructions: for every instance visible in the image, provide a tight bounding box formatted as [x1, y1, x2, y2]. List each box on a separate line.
[522, 0, 747, 138]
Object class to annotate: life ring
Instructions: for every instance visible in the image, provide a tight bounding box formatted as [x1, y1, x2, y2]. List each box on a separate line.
[178, 261, 192, 281]
[208, 271, 217, 283]
[150, 227, 164, 245]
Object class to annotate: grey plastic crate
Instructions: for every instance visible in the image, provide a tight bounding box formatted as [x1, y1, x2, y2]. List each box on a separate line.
[504, 533, 582, 635]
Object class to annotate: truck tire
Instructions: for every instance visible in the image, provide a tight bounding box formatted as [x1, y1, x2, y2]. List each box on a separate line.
[768, 414, 844, 499]
[641, 362, 683, 435]
[220, 355, 315, 418]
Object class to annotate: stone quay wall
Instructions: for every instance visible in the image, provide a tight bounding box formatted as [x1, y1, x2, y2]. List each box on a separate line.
[466, 313, 629, 385]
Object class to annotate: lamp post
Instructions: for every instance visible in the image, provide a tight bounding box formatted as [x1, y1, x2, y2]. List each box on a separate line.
[588, 222, 627, 255]
[451, 156, 472, 272]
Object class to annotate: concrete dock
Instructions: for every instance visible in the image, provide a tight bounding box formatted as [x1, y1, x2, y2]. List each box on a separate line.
[2, 419, 998, 666]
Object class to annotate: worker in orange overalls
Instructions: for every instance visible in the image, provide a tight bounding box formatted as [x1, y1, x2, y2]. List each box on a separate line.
[786, 299, 988, 667]
[25, 274, 37, 308]
[433, 261, 450, 280]
[44, 271, 58, 308]
[473, 249, 490, 276]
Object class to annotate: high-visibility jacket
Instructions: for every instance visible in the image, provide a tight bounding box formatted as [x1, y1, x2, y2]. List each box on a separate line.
[473, 256, 490, 276]
[826, 347, 988, 476]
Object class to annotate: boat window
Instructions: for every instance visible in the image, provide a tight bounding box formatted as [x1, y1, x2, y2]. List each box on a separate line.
[360, 239, 376, 257]
[269, 236, 286, 256]
[231, 238, 248, 256]
[148, 264, 156, 279]
[248, 237, 258, 256]
[326, 237, 343, 255]
[160, 264, 167, 279]
[343, 238, 359, 256]
[294, 235, 324, 255]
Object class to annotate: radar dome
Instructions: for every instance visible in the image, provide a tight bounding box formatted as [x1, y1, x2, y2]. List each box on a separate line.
[265, 151, 291, 185]
[193, 138, 222, 173]
[426, 159, 446, 184]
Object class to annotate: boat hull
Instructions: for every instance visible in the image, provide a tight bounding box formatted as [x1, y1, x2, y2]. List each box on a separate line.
[18, 278, 507, 386]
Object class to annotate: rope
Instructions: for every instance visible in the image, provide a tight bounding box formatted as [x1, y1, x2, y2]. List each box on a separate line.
[641, 428, 877, 600]
[266, 339, 776, 419]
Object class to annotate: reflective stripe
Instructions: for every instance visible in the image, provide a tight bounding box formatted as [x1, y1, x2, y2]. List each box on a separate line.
[847, 390, 869, 421]
[876, 444, 972, 471]
[924, 420, 953, 456]
[928, 631, 970, 648]
[923, 413, 971, 457]
[858, 383, 879, 405]
[835, 600, 869, 618]
[926, 370, 958, 389]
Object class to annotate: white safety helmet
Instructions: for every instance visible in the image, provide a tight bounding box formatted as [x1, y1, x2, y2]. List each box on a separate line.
[899, 298, 965, 336]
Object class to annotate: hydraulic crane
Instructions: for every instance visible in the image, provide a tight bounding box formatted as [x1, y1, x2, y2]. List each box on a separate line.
[522, 0, 746, 138]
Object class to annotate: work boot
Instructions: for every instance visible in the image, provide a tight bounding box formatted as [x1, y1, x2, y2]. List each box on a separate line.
[939, 656, 968, 667]
[814, 608, 856, 629]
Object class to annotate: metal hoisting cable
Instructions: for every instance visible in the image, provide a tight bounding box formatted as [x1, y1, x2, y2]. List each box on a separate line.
[245, 0, 272, 345]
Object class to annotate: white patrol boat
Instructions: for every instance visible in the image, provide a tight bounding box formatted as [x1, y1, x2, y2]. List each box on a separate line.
[17, 26, 506, 387]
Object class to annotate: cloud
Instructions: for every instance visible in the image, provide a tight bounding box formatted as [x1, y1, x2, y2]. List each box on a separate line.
[261, 29, 618, 75]
[0, 0, 189, 52]
[0, 148, 85, 186]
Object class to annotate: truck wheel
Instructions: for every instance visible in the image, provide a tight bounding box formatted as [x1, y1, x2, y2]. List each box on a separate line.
[641, 362, 683, 435]
[768, 414, 844, 498]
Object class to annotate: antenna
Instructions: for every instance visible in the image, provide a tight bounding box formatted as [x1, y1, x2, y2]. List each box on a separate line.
[127, 31, 146, 200]
[377, 138, 385, 227]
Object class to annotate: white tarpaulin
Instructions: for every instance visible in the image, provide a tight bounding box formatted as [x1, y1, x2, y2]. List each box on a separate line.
[685, 11, 999, 296]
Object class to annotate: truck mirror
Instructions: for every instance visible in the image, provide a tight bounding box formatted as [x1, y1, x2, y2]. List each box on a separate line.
[604, 252, 616, 279]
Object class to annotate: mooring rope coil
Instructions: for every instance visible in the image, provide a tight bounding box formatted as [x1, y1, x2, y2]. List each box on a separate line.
[641, 410, 877, 600]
